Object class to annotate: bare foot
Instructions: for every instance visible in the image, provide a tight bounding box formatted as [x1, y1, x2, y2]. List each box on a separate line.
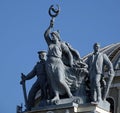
[91, 101, 99, 105]
[51, 96, 60, 104]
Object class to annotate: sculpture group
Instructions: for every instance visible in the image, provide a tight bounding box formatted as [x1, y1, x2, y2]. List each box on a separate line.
[20, 5, 115, 111]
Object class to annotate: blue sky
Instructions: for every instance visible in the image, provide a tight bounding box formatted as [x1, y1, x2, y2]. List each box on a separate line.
[0, 0, 120, 113]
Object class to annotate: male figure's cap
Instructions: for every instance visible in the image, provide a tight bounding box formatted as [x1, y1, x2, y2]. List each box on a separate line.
[37, 50, 47, 54]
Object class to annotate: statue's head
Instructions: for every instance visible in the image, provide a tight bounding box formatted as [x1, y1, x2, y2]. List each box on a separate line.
[51, 30, 61, 43]
[93, 43, 100, 53]
[38, 51, 47, 60]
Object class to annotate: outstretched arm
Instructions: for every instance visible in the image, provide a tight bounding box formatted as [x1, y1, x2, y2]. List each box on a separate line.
[20, 65, 36, 84]
[44, 19, 54, 45]
[25, 66, 36, 80]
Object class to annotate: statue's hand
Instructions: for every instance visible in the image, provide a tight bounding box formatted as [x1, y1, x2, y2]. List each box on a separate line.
[20, 80, 24, 85]
[20, 73, 26, 84]
[50, 19, 54, 28]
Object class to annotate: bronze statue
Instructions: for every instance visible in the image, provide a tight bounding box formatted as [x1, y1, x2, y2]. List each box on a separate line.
[44, 19, 74, 103]
[19, 5, 114, 113]
[20, 51, 47, 111]
[44, 5, 89, 104]
[86, 43, 114, 104]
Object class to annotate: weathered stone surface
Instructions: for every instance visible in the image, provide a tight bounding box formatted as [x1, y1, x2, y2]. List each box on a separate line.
[24, 101, 110, 113]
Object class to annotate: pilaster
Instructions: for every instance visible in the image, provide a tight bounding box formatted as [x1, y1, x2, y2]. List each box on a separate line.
[117, 87, 120, 113]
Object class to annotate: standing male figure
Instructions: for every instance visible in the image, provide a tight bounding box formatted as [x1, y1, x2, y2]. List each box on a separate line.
[87, 43, 114, 104]
[20, 51, 47, 111]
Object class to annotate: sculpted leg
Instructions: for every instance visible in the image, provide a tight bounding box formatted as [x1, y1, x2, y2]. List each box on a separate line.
[51, 91, 60, 103]
[95, 74, 102, 102]
[60, 80, 73, 98]
[57, 70, 73, 98]
[27, 82, 40, 110]
[96, 86, 102, 102]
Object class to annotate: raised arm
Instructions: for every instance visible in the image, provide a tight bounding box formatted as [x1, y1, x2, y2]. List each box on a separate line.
[44, 19, 54, 45]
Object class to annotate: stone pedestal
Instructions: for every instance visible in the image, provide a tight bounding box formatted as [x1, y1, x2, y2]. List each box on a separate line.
[25, 101, 110, 113]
